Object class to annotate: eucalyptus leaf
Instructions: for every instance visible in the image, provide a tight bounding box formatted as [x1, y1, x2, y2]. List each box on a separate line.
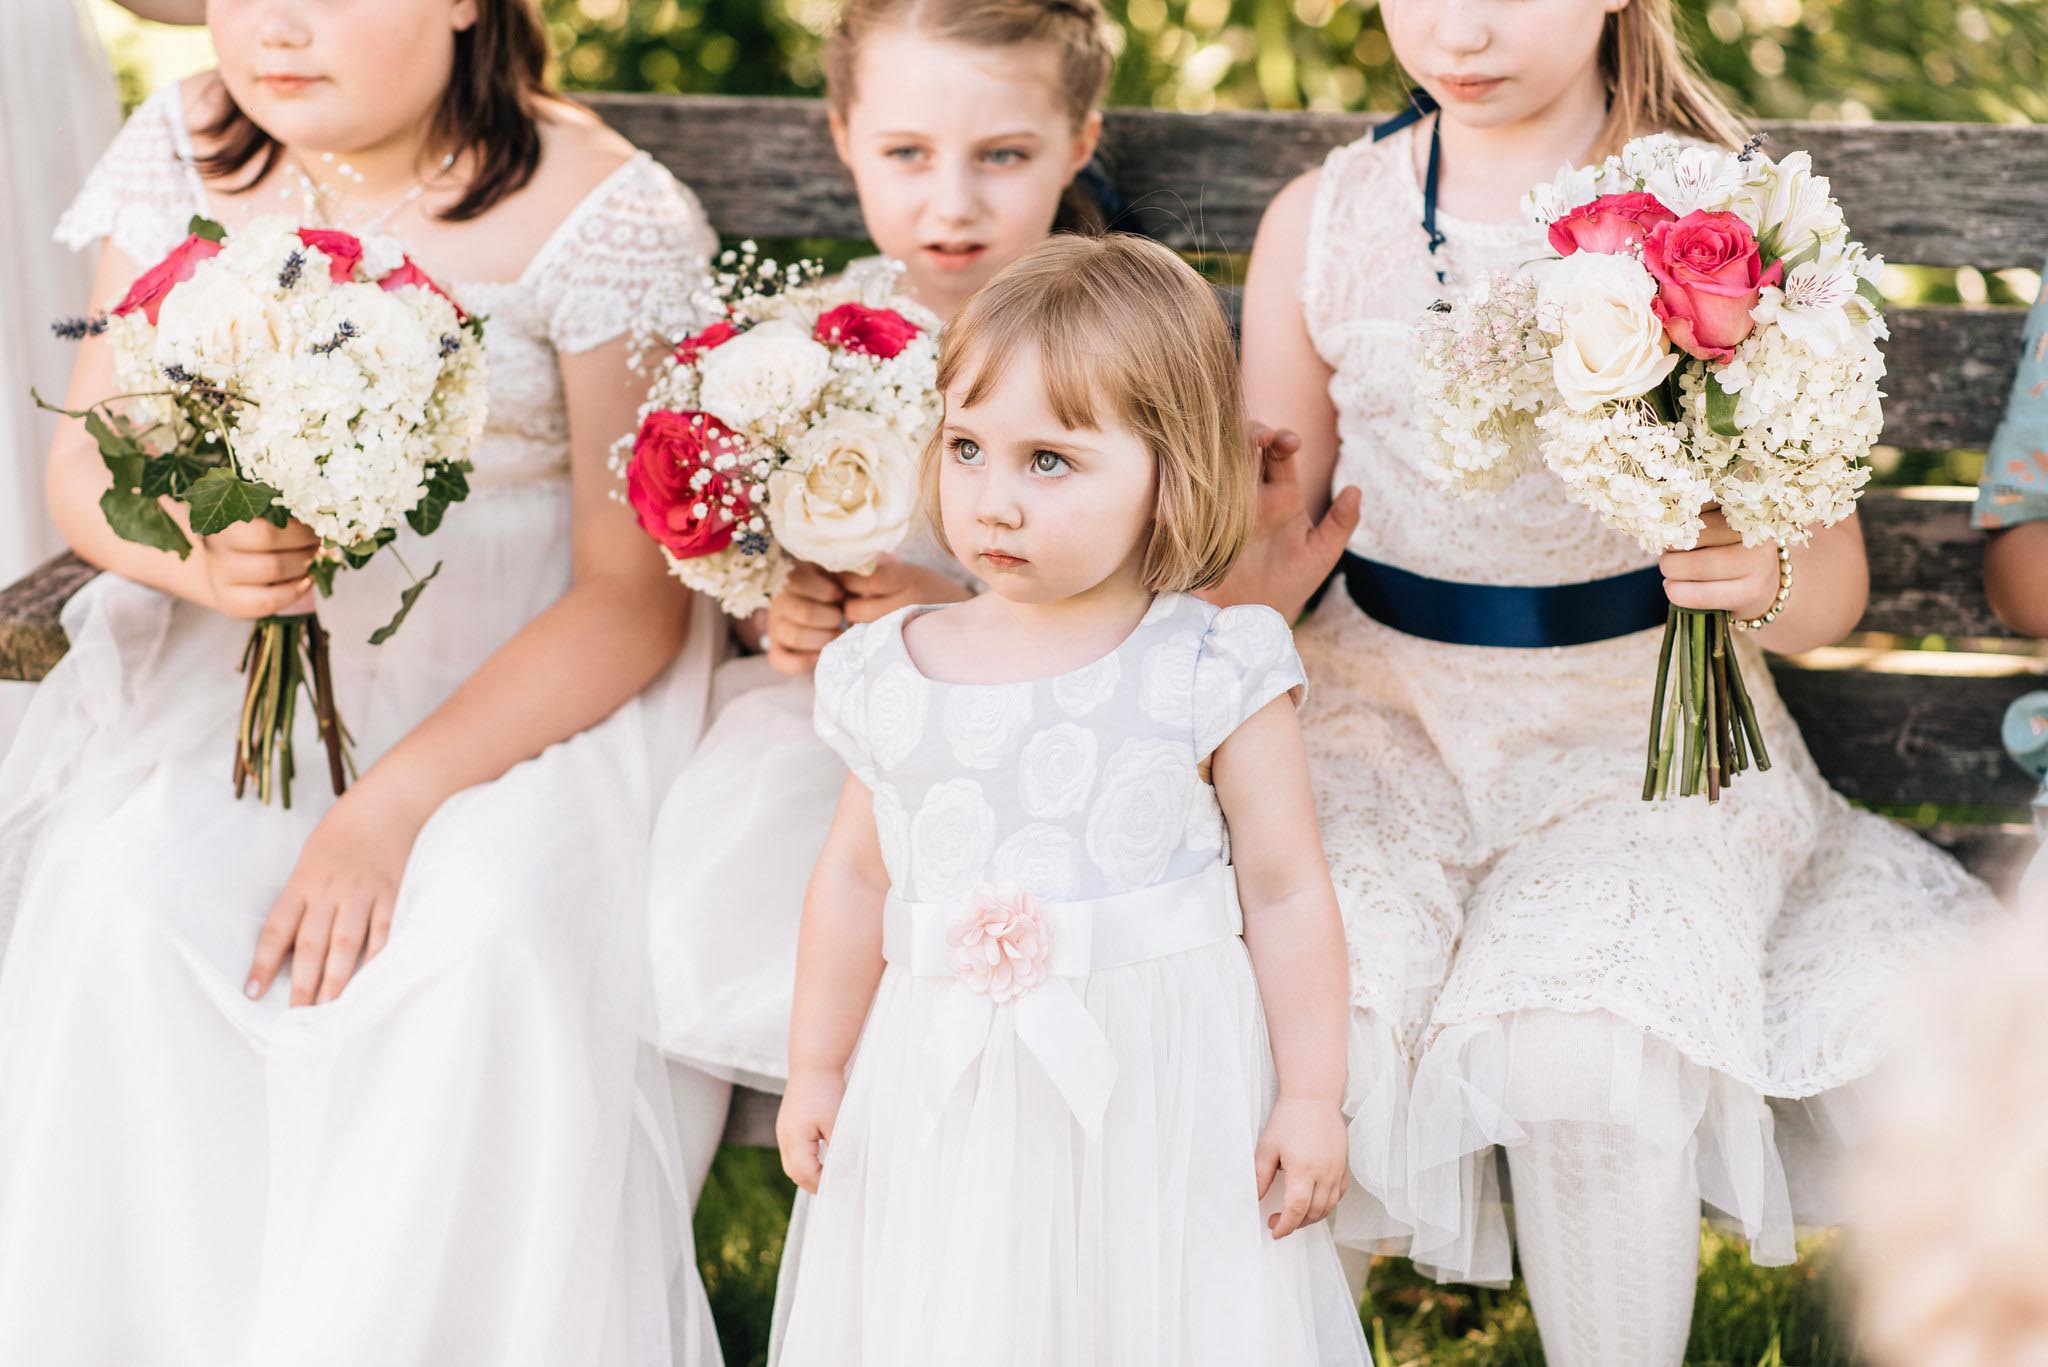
[100, 488, 192, 557]
[183, 466, 282, 535]
[368, 562, 442, 646]
[1706, 379, 1743, 438]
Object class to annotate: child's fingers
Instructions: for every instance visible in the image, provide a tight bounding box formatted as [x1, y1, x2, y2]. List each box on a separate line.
[774, 593, 846, 631]
[362, 895, 396, 964]
[1307, 486, 1363, 568]
[1658, 543, 1754, 582]
[1254, 1137, 1281, 1202]
[771, 621, 843, 655]
[1270, 1172, 1314, 1240]
[289, 899, 337, 1007]
[766, 644, 822, 676]
[315, 895, 373, 1005]
[246, 893, 306, 1000]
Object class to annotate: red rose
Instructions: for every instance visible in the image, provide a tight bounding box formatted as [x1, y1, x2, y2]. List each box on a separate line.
[813, 303, 921, 359]
[112, 233, 222, 325]
[627, 410, 751, 560]
[1641, 211, 1783, 361]
[1547, 192, 1677, 257]
[296, 228, 365, 283]
[377, 256, 468, 320]
[675, 319, 738, 365]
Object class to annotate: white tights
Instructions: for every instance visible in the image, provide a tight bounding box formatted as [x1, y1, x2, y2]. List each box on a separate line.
[1507, 1119, 1703, 1367]
[665, 1060, 733, 1207]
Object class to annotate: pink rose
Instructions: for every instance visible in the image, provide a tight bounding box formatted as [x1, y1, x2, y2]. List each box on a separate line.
[1547, 192, 1677, 257]
[112, 234, 223, 325]
[626, 409, 751, 560]
[377, 256, 468, 320]
[675, 319, 739, 365]
[947, 885, 1053, 1004]
[296, 228, 365, 283]
[1640, 210, 1783, 361]
[813, 303, 921, 360]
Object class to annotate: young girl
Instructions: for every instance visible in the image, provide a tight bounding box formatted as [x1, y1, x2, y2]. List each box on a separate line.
[770, 233, 1367, 1366]
[0, 2, 723, 1360]
[646, 0, 1111, 1193]
[1234, 1, 2000, 1362]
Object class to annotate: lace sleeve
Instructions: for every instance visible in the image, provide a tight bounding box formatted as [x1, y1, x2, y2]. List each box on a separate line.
[53, 86, 202, 274]
[1192, 604, 1307, 761]
[530, 154, 719, 355]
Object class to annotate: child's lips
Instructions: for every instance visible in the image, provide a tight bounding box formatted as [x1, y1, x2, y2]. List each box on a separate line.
[979, 549, 1027, 570]
[921, 243, 989, 270]
[1438, 75, 1505, 101]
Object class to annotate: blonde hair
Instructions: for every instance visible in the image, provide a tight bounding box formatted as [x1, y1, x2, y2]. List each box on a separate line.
[923, 234, 1254, 594]
[824, 0, 1113, 128]
[1595, 0, 1749, 154]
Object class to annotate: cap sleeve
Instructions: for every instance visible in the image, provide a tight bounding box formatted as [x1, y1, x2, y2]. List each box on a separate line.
[1192, 604, 1307, 761]
[529, 154, 718, 355]
[813, 623, 877, 788]
[54, 85, 204, 275]
[1976, 266, 2048, 531]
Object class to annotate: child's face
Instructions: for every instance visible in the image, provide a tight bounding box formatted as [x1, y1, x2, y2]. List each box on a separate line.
[832, 29, 1102, 320]
[937, 345, 1157, 607]
[1381, 0, 1624, 133]
[209, 0, 478, 157]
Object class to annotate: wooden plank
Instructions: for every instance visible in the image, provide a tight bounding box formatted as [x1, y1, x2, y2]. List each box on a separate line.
[1881, 306, 2025, 453]
[588, 96, 2048, 270]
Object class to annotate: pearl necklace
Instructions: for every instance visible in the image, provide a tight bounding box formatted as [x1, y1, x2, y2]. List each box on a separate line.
[281, 147, 457, 235]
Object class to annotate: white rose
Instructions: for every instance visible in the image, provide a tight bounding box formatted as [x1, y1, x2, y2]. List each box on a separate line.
[941, 682, 1034, 770]
[1084, 737, 1197, 892]
[1137, 631, 1202, 723]
[766, 411, 920, 573]
[154, 261, 291, 375]
[1051, 653, 1121, 717]
[1018, 723, 1098, 819]
[696, 318, 832, 431]
[910, 779, 996, 902]
[990, 824, 1083, 901]
[1537, 252, 1681, 412]
[865, 661, 929, 769]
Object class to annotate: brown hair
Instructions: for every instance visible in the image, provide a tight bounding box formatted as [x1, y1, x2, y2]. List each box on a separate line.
[197, 0, 551, 222]
[1595, 0, 1748, 153]
[923, 234, 1255, 593]
[824, 0, 1115, 232]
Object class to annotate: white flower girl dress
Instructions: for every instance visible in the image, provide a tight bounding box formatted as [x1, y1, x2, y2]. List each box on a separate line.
[0, 85, 725, 1366]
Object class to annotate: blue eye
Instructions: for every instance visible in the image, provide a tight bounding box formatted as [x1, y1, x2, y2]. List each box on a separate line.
[1031, 450, 1070, 476]
[885, 145, 925, 163]
[948, 436, 983, 465]
[984, 147, 1029, 166]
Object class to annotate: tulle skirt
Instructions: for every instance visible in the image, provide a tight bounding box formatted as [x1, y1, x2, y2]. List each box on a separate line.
[769, 939, 1369, 1367]
[0, 482, 724, 1365]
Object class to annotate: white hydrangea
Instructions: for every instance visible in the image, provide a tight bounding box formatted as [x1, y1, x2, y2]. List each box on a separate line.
[1416, 271, 1554, 495]
[1536, 400, 1712, 552]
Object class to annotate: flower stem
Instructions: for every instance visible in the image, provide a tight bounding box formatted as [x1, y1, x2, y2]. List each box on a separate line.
[1643, 609, 1678, 801]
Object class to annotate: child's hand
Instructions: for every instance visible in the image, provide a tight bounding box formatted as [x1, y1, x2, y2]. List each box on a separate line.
[1660, 507, 1781, 619]
[201, 517, 320, 620]
[244, 785, 426, 1007]
[1205, 424, 1361, 619]
[777, 1064, 846, 1194]
[841, 555, 972, 626]
[1254, 1096, 1348, 1239]
[766, 563, 849, 675]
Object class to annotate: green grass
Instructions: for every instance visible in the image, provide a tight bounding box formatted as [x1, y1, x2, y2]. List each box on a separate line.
[693, 1148, 1860, 1366]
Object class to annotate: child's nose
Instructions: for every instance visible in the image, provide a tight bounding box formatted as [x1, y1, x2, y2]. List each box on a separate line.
[931, 161, 981, 228]
[1434, 0, 1491, 55]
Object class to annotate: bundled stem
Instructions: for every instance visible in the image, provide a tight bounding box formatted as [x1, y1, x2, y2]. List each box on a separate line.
[233, 614, 353, 808]
[1643, 606, 1770, 803]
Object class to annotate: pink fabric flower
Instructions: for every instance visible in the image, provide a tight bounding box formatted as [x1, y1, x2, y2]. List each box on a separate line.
[1641, 210, 1783, 361]
[1547, 192, 1677, 257]
[947, 885, 1053, 1004]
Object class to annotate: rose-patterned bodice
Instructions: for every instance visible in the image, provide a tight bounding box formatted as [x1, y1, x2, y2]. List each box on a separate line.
[813, 593, 1305, 905]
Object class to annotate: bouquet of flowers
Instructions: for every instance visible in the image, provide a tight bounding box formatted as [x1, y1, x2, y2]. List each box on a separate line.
[1417, 134, 1886, 801]
[618, 244, 941, 616]
[42, 214, 485, 806]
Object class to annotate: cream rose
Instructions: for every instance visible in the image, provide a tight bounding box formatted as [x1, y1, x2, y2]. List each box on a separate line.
[766, 411, 919, 572]
[1537, 252, 1682, 412]
[696, 318, 832, 431]
[154, 263, 292, 375]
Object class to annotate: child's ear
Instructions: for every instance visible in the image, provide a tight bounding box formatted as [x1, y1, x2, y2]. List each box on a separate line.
[828, 108, 853, 169]
[1067, 109, 1104, 179]
[450, 0, 478, 32]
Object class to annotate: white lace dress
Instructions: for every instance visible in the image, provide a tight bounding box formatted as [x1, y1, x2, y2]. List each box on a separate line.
[0, 87, 726, 1366]
[1297, 126, 2002, 1284]
[770, 594, 1368, 1367]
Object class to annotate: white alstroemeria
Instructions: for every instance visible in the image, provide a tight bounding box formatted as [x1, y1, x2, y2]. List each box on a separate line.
[1641, 144, 1746, 216]
[1733, 151, 1845, 259]
[1618, 133, 1685, 186]
[1522, 161, 1603, 228]
[1749, 242, 1885, 357]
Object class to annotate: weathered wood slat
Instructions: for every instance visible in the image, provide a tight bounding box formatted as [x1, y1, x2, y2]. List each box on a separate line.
[590, 96, 2048, 271]
[0, 552, 95, 682]
[1881, 306, 2024, 452]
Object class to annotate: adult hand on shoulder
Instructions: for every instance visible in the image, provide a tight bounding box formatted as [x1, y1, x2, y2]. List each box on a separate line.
[1205, 423, 1361, 620]
[200, 517, 320, 620]
[841, 555, 971, 626]
[766, 562, 849, 675]
[244, 784, 427, 1007]
[1255, 1096, 1349, 1239]
[1660, 506, 1781, 620]
[777, 1063, 846, 1194]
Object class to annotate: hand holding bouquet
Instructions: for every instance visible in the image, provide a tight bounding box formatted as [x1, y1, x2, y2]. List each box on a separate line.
[1417, 135, 1886, 801]
[42, 214, 486, 805]
[618, 246, 941, 616]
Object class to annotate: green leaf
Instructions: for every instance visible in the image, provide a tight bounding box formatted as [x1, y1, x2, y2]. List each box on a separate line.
[404, 462, 471, 538]
[1855, 276, 1886, 309]
[340, 528, 396, 570]
[99, 488, 192, 557]
[83, 411, 145, 488]
[187, 215, 227, 244]
[139, 449, 211, 499]
[368, 562, 441, 646]
[306, 557, 339, 598]
[182, 466, 282, 535]
[1706, 378, 1743, 438]
[31, 389, 91, 421]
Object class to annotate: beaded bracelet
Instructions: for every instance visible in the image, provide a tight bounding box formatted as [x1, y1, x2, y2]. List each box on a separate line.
[1735, 544, 1794, 631]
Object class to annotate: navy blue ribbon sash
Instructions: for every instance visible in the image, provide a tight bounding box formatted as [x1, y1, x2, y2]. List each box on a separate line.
[1338, 551, 1668, 649]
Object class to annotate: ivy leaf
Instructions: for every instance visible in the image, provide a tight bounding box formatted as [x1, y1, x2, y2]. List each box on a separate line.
[139, 449, 212, 499]
[340, 528, 396, 569]
[100, 488, 192, 557]
[368, 562, 441, 645]
[306, 557, 340, 598]
[404, 462, 471, 537]
[84, 411, 145, 490]
[1706, 377, 1743, 438]
[182, 466, 282, 535]
[188, 215, 228, 244]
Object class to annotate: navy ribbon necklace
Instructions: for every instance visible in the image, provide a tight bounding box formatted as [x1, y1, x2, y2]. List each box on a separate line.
[1372, 87, 1448, 284]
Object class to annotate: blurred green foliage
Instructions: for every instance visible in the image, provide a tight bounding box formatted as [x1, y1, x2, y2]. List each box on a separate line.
[540, 0, 2048, 123]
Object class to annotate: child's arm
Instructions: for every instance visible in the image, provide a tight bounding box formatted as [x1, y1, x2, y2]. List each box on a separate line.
[777, 772, 891, 1193]
[1985, 523, 2048, 638]
[1660, 507, 1870, 653]
[1211, 694, 1351, 1239]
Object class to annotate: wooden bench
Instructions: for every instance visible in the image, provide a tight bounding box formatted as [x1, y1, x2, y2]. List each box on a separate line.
[5, 98, 2045, 1147]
